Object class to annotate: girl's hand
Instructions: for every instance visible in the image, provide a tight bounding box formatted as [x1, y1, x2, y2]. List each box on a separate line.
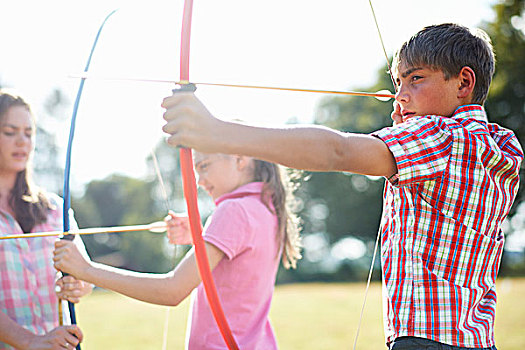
[391, 100, 404, 125]
[164, 210, 192, 245]
[55, 275, 93, 303]
[26, 325, 83, 350]
[53, 241, 92, 280]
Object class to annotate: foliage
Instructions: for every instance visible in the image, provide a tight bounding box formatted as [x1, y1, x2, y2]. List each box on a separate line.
[484, 0, 525, 213]
[71, 140, 193, 273]
[71, 141, 208, 273]
[72, 174, 172, 272]
[291, 0, 525, 279]
[483, 0, 525, 275]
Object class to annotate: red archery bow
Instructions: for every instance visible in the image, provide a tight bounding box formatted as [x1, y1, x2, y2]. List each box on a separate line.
[176, 1, 239, 349]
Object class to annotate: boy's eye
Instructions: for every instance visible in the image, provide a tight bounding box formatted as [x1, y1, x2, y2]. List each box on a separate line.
[411, 75, 423, 82]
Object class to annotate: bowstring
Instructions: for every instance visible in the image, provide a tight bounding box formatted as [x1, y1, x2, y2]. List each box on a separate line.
[352, 2, 397, 349]
[150, 149, 184, 350]
[150, 149, 172, 350]
[368, 0, 397, 92]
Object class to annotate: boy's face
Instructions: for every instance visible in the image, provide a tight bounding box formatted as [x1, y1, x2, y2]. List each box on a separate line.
[394, 62, 465, 120]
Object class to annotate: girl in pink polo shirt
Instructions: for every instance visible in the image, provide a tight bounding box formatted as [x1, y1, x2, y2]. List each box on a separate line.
[54, 151, 302, 349]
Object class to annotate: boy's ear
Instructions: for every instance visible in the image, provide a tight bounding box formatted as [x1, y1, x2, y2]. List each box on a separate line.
[457, 66, 476, 100]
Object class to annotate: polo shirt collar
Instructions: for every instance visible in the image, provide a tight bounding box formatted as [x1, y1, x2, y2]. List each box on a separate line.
[215, 182, 264, 206]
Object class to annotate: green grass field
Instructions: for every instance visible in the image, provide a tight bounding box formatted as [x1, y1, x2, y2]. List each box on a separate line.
[75, 278, 525, 349]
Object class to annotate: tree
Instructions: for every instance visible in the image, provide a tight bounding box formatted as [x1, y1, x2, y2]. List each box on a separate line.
[483, 0, 525, 275]
[484, 0, 525, 211]
[296, 66, 394, 246]
[293, 0, 525, 280]
[73, 174, 175, 273]
[72, 140, 213, 274]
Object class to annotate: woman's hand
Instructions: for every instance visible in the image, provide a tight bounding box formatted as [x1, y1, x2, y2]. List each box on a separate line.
[53, 241, 92, 280]
[55, 275, 93, 303]
[164, 211, 192, 245]
[26, 325, 83, 350]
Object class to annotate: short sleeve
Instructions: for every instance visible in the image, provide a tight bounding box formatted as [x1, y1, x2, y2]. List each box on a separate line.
[203, 200, 252, 260]
[372, 116, 453, 186]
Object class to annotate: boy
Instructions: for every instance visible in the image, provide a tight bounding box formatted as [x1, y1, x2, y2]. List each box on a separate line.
[161, 24, 523, 349]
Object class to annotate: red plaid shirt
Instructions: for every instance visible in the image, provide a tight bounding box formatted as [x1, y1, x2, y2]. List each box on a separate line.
[373, 105, 523, 348]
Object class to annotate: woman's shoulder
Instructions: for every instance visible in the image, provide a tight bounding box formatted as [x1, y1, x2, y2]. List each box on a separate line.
[41, 191, 64, 213]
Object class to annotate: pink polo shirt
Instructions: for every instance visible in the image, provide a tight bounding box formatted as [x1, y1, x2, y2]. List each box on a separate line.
[186, 182, 281, 350]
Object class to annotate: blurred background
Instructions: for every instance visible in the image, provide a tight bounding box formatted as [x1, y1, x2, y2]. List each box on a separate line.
[1, 0, 524, 313]
[2, 0, 524, 348]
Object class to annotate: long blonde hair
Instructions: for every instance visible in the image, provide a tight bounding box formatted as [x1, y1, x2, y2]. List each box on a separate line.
[253, 160, 302, 269]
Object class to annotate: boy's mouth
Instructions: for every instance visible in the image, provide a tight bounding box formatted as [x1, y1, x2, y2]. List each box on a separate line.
[402, 110, 416, 119]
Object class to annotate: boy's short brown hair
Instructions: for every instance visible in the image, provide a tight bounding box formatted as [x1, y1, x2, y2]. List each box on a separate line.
[393, 23, 495, 105]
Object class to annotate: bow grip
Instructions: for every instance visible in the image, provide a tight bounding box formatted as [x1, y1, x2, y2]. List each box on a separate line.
[172, 83, 197, 94]
[172, 83, 197, 149]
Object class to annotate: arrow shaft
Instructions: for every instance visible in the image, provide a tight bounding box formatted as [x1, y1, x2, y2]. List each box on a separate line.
[69, 73, 394, 99]
[0, 223, 167, 240]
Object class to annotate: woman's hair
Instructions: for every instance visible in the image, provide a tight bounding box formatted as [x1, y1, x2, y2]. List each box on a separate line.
[0, 89, 52, 233]
[253, 159, 302, 269]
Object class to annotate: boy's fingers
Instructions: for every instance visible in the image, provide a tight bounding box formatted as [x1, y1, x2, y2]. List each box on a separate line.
[161, 92, 192, 109]
[166, 134, 183, 148]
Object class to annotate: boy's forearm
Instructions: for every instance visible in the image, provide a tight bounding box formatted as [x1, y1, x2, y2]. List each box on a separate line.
[161, 93, 396, 175]
[214, 121, 397, 176]
[213, 121, 343, 170]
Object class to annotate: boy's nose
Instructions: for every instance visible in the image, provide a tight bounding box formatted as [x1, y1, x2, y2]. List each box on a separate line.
[395, 85, 410, 104]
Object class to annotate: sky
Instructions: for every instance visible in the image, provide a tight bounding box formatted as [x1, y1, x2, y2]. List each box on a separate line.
[0, 0, 496, 192]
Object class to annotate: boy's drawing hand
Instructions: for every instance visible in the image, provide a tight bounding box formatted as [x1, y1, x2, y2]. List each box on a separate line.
[161, 93, 222, 152]
[55, 275, 92, 304]
[391, 101, 404, 125]
[165, 210, 193, 245]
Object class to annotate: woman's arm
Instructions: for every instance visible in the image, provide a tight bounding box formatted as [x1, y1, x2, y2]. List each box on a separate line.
[0, 311, 82, 349]
[54, 240, 225, 306]
[55, 275, 93, 304]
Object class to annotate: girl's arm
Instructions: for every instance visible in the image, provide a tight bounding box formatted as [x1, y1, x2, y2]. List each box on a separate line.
[55, 275, 93, 304]
[161, 93, 397, 177]
[53, 240, 225, 306]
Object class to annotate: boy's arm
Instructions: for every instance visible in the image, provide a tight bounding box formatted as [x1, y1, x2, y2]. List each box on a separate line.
[162, 93, 397, 177]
